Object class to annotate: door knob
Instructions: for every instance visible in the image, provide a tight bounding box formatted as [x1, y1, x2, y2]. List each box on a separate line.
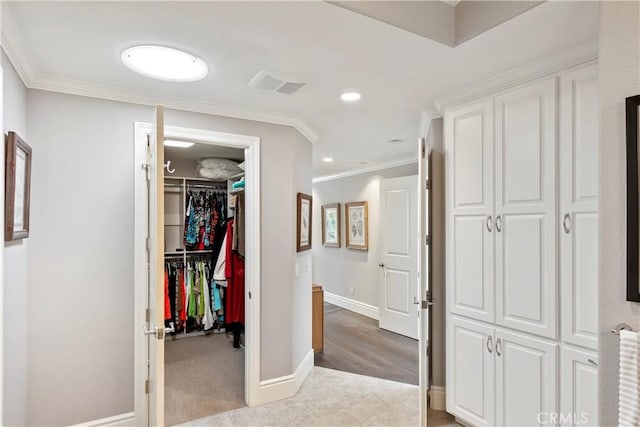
[144, 322, 175, 339]
[378, 263, 385, 268]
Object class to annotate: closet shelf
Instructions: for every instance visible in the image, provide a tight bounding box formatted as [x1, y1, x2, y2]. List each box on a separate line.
[165, 250, 213, 256]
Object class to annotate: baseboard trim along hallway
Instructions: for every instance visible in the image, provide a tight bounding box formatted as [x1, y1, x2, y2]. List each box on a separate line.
[254, 349, 314, 406]
[323, 291, 379, 320]
[68, 412, 135, 427]
[430, 386, 446, 411]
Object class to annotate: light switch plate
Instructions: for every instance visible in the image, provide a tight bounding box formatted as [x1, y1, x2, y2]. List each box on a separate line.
[295, 262, 300, 277]
[306, 258, 312, 272]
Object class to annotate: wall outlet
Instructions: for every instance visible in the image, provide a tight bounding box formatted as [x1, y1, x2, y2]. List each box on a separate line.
[349, 286, 355, 296]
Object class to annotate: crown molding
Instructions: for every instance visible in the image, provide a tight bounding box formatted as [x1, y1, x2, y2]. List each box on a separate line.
[312, 157, 417, 184]
[433, 41, 598, 114]
[0, 3, 320, 144]
[418, 107, 442, 139]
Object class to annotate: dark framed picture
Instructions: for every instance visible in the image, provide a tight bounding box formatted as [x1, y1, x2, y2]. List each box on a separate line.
[5, 131, 32, 241]
[297, 192, 312, 252]
[626, 94, 640, 302]
[321, 203, 340, 247]
[345, 201, 368, 251]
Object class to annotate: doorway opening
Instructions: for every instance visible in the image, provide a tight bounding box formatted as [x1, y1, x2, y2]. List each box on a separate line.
[134, 121, 261, 426]
[163, 141, 246, 425]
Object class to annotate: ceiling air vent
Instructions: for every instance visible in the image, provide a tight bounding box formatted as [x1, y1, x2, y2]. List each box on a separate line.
[249, 70, 308, 95]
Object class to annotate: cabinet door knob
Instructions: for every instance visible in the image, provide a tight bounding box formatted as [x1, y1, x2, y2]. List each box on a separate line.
[487, 335, 493, 353]
[496, 338, 503, 356]
[378, 263, 385, 268]
[495, 215, 502, 233]
[563, 213, 571, 234]
[486, 215, 493, 232]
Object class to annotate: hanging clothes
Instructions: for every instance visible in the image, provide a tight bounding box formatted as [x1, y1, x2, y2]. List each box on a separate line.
[225, 220, 245, 326]
[183, 188, 226, 251]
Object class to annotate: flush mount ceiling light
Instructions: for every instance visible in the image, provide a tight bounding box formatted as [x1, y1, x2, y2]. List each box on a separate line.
[164, 139, 194, 148]
[322, 157, 334, 163]
[340, 92, 361, 102]
[121, 45, 208, 82]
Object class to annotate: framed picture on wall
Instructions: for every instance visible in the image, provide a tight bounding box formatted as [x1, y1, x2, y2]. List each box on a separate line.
[5, 131, 32, 241]
[321, 203, 340, 247]
[297, 192, 312, 252]
[345, 201, 368, 251]
[626, 94, 640, 302]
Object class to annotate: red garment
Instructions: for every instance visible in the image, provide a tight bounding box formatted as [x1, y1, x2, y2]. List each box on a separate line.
[225, 220, 245, 325]
[164, 267, 171, 320]
[178, 268, 187, 321]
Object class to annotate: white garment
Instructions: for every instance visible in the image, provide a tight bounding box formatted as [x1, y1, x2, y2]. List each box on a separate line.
[619, 329, 640, 427]
[202, 263, 214, 330]
[213, 231, 228, 283]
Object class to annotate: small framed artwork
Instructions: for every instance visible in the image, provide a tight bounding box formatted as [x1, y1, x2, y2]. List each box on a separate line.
[345, 201, 368, 251]
[297, 192, 312, 252]
[321, 203, 341, 247]
[626, 94, 640, 302]
[5, 132, 32, 241]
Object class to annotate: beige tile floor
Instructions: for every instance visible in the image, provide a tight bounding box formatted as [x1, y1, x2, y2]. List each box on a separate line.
[177, 367, 459, 427]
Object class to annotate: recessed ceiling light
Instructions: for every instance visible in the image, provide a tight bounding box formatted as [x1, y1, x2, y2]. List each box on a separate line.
[322, 157, 334, 163]
[387, 138, 404, 144]
[340, 92, 361, 102]
[164, 140, 194, 148]
[121, 45, 208, 82]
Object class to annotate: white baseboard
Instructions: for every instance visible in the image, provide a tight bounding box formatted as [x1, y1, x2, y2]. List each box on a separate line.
[429, 386, 446, 411]
[69, 412, 135, 427]
[324, 292, 379, 320]
[253, 349, 314, 406]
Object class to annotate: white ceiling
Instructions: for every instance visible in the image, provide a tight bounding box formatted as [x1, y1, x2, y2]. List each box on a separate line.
[4, 1, 598, 177]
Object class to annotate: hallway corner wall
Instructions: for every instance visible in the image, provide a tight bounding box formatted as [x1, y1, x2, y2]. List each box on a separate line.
[1, 50, 28, 427]
[311, 163, 418, 311]
[598, 2, 640, 425]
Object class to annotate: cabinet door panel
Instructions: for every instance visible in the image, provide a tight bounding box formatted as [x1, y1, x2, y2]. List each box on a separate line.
[446, 100, 494, 323]
[560, 65, 599, 349]
[495, 78, 557, 339]
[447, 316, 495, 426]
[561, 346, 598, 427]
[496, 329, 558, 427]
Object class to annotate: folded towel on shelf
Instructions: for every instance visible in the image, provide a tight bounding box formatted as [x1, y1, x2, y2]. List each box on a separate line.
[232, 178, 245, 190]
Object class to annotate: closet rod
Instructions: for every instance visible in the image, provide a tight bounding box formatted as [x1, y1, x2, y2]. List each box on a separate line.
[186, 185, 227, 190]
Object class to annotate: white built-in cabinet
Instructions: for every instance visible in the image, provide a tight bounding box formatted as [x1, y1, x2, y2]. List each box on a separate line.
[445, 62, 598, 427]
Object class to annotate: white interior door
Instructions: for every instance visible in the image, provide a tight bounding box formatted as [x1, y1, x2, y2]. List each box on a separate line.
[146, 105, 166, 426]
[379, 175, 419, 339]
[418, 138, 430, 426]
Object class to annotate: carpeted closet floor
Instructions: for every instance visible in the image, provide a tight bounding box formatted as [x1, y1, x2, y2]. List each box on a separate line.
[165, 332, 245, 426]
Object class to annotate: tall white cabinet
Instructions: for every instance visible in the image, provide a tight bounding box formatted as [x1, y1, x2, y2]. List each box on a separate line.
[445, 62, 598, 427]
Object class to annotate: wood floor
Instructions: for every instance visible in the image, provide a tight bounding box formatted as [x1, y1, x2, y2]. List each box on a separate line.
[314, 302, 419, 385]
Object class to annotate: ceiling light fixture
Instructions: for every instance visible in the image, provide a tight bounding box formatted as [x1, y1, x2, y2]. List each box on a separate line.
[322, 157, 334, 163]
[121, 45, 208, 82]
[164, 140, 194, 148]
[340, 92, 361, 102]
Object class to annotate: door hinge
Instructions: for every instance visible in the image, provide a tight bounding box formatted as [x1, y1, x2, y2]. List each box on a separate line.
[145, 308, 150, 322]
[426, 179, 431, 191]
[145, 237, 151, 254]
[426, 342, 431, 358]
[420, 137, 426, 159]
[145, 380, 149, 394]
[426, 235, 431, 246]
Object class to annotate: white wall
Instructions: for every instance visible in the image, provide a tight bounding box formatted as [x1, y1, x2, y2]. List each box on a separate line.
[23, 89, 312, 425]
[1, 51, 28, 427]
[598, 2, 640, 425]
[312, 163, 417, 308]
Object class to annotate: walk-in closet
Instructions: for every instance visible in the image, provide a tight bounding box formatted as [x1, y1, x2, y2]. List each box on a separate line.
[162, 141, 247, 426]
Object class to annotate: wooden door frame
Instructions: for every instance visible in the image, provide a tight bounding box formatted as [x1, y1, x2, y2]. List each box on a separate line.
[133, 122, 261, 426]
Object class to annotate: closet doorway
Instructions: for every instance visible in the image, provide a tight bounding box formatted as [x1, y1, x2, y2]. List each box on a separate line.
[134, 113, 261, 427]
